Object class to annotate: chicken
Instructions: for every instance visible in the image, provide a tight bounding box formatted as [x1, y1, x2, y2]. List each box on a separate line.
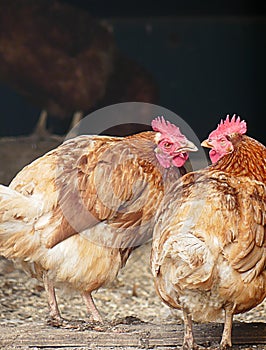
[0, 0, 114, 120]
[97, 53, 159, 110]
[151, 115, 266, 349]
[0, 0, 158, 135]
[0, 116, 197, 326]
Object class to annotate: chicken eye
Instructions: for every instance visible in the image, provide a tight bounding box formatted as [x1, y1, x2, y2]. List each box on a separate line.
[219, 139, 227, 147]
[162, 142, 172, 149]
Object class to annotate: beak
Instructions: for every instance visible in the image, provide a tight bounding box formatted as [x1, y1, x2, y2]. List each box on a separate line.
[176, 140, 198, 153]
[201, 139, 212, 148]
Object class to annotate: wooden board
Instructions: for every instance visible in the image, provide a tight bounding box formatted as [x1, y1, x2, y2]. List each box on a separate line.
[0, 321, 265, 349]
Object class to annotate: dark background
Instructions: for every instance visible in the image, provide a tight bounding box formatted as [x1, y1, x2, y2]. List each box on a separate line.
[63, 0, 266, 18]
[0, 0, 266, 144]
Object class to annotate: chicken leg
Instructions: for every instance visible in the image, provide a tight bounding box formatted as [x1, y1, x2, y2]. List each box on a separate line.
[43, 272, 62, 326]
[220, 306, 233, 349]
[182, 309, 206, 350]
[82, 291, 103, 323]
[182, 309, 197, 350]
[43, 272, 104, 329]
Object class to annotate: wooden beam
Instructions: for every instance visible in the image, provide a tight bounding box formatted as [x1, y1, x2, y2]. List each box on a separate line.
[0, 321, 265, 349]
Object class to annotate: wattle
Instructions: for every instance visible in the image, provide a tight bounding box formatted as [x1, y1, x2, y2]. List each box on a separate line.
[172, 153, 188, 167]
[209, 149, 222, 163]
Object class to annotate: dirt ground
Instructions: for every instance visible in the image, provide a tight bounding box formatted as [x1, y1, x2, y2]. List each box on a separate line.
[0, 242, 265, 349]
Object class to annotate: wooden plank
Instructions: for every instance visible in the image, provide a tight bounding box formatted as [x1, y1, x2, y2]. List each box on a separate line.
[0, 321, 265, 349]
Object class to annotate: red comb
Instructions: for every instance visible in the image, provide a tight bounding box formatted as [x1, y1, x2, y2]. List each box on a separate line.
[209, 114, 247, 138]
[151, 116, 186, 141]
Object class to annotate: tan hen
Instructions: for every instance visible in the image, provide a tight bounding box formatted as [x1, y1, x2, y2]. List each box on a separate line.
[0, 116, 197, 326]
[151, 115, 266, 349]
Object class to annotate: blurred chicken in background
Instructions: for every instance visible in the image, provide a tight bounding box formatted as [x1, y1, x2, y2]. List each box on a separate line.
[0, 0, 158, 134]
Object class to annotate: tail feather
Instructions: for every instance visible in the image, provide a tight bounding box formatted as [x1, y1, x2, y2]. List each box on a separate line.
[0, 185, 41, 260]
[157, 231, 215, 289]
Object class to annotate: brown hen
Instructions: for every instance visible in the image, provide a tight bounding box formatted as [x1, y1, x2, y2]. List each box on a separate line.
[151, 115, 266, 349]
[0, 117, 197, 326]
[0, 0, 114, 120]
[0, 0, 158, 131]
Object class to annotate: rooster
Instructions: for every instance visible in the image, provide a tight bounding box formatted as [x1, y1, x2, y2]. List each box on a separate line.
[0, 116, 197, 326]
[151, 115, 266, 349]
